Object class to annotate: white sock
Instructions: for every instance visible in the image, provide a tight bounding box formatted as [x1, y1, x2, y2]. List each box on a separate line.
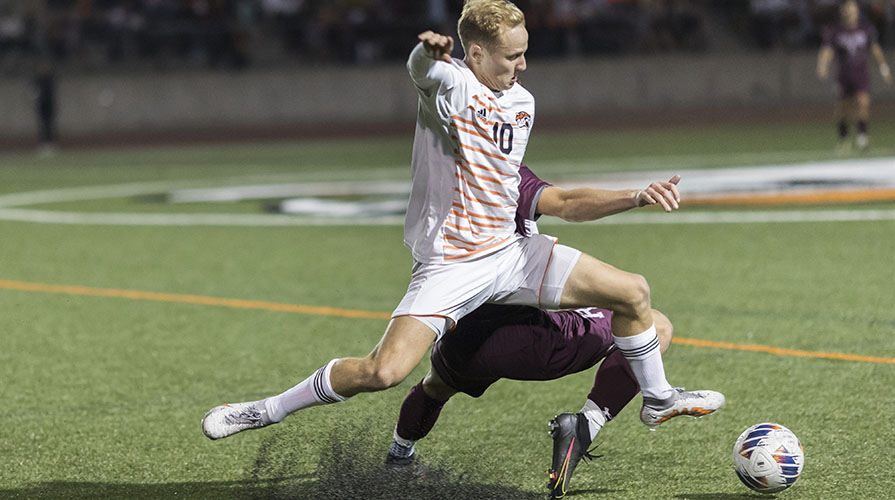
[390, 428, 416, 458]
[263, 359, 348, 423]
[612, 324, 674, 401]
[580, 399, 607, 441]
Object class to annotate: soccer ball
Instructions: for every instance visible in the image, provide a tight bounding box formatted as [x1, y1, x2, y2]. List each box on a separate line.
[732, 423, 804, 494]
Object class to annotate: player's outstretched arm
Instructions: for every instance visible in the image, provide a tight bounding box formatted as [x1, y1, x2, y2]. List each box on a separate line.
[871, 43, 892, 85]
[537, 175, 681, 222]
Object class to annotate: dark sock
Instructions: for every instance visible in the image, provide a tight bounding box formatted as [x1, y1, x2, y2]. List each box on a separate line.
[857, 120, 867, 134]
[586, 349, 641, 421]
[838, 120, 849, 140]
[395, 381, 447, 442]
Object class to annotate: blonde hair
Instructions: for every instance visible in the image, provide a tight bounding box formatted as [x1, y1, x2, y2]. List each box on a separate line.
[457, 0, 525, 52]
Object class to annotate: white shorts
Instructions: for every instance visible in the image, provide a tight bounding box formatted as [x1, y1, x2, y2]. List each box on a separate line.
[392, 234, 582, 338]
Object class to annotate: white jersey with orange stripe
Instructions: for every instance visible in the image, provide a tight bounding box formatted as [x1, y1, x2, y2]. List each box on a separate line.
[405, 42, 535, 264]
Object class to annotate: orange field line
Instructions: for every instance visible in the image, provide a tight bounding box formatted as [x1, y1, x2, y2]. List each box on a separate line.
[684, 188, 895, 206]
[2, 278, 893, 364]
[0, 279, 391, 320]
[673, 336, 895, 364]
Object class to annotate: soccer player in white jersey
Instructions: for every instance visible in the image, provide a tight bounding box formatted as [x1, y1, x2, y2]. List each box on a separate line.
[202, 0, 722, 443]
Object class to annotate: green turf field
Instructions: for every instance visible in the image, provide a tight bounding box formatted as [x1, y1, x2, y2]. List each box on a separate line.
[1, 121, 894, 499]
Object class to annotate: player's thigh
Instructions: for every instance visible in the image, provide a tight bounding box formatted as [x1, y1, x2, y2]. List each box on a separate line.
[855, 92, 871, 117]
[559, 252, 648, 311]
[837, 96, 854, 118]
[366, 316, 436, 386]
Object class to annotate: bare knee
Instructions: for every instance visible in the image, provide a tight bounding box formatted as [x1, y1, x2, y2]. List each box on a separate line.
[616, 274, 651, 319]
[346, 317, 435, 393]
[421, 369, 457, 402]
[355, 358, 411, 391]
[652, 309, 674, 353]
[372, 365, 410, 390]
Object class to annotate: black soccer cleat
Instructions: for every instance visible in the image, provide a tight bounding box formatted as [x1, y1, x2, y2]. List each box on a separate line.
[384, 453, 438, 480]
[547, 413, 598, 499]
[385, 452, 415, 467]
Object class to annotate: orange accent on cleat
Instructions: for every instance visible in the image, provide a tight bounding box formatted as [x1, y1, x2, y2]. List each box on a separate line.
[655, 410, 680, 424]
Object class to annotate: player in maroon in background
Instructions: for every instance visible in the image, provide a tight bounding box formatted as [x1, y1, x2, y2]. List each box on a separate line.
[385, 165, 723, 499]
[817, 0, 892, 152]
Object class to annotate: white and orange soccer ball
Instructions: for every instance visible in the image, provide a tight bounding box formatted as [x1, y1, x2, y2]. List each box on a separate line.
[732, 423, 804, 494]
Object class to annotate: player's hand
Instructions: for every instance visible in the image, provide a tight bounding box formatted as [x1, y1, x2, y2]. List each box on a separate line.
[418, 31, 453, 63]
[881, 63, 893, 85]
[636, 175, 681, 212]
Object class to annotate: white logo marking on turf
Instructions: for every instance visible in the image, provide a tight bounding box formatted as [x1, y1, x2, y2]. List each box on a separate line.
[1, 158, 895, 226]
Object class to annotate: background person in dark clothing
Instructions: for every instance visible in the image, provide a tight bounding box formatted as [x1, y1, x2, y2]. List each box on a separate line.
[32, 56, 57, 155]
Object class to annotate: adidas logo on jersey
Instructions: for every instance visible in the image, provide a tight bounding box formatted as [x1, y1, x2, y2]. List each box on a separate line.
[476, 107, 488, 120]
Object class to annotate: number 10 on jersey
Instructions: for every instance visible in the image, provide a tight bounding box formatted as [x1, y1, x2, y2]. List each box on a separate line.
[492, 123, 513, 154]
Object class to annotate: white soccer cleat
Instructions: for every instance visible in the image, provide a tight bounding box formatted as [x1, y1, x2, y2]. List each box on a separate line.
[201, 401, 272, 440]
[640, 387, 725, 429]
[835, 139, 853, 156]
[855, 133, 869, 152]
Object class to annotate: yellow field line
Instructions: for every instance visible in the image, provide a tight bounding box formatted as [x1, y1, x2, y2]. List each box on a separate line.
[671, 337, 895, 364]
[684, 188, 895, 206]
[1, 278, 892, 364]
[0, 279, 391, 320]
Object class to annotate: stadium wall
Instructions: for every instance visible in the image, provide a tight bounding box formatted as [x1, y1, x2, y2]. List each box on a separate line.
[1, 52, 893, 141]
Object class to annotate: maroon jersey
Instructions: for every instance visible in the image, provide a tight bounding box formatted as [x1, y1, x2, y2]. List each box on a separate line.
[823, 23, 878, 95]
[515, 164, 551, 237]
[431, 305, 615, 397]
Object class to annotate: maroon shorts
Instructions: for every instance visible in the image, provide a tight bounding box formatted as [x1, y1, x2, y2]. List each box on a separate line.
[838, 71, 870, 98]
[430, 304, 615, 397]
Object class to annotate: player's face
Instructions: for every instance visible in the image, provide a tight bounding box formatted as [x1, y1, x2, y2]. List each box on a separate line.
[841, 1, 859, 27]
[478, 25, 528, 91]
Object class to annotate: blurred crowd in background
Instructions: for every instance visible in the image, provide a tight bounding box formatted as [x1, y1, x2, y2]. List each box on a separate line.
[0, 0, 894, 74]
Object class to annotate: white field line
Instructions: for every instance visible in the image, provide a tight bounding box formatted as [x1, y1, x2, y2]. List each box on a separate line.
[0, 208, 405, 226]
[1, 157, 894, 226]
[2, 207, 895, 226]
[566, 208, 895, 225]
[0, 181, 192, 207]
[539, 149, 895, 174]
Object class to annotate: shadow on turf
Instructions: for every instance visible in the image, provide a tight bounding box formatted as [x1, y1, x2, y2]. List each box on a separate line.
[248, 421, 549, 500]
[674, 494, 771, 499]
[0, 477, 309, 500]
[567, 487, 626, 496]
[3, 420, 552, 500]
